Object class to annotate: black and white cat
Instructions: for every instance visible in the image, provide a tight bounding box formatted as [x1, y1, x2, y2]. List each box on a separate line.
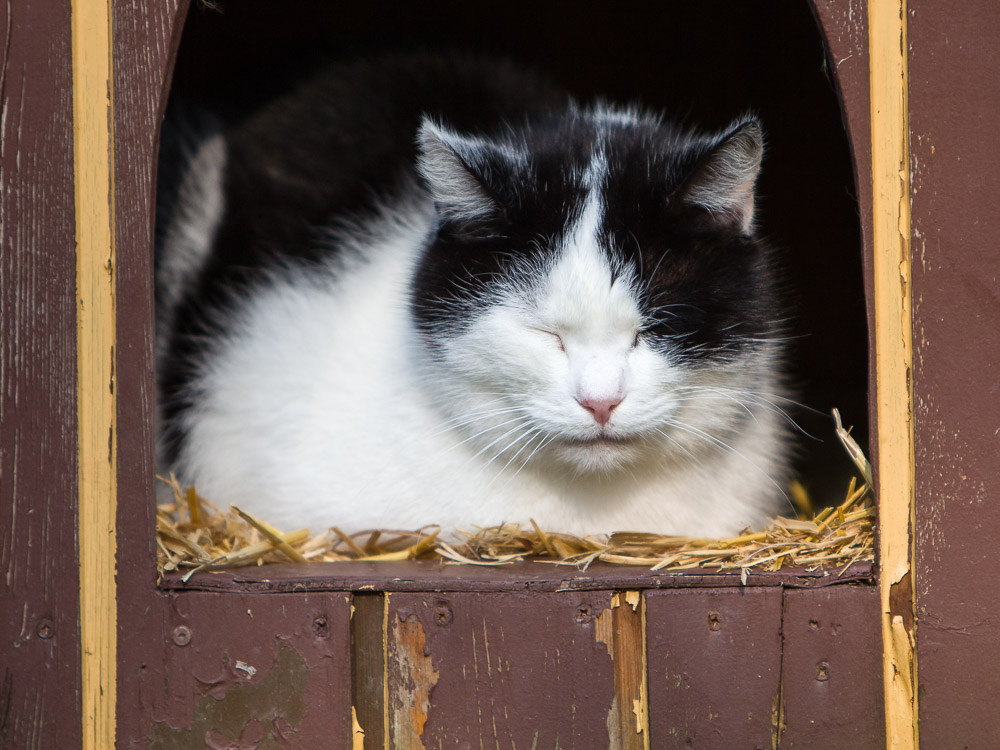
[155, 55, 792, 537]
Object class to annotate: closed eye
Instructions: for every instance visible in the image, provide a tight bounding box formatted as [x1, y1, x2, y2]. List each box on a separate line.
[532, 328, 564, 352]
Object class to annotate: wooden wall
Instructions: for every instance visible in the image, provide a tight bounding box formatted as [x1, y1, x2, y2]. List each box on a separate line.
[7, 0, 1000, 746]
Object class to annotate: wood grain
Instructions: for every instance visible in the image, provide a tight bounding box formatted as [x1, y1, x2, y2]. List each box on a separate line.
[110, 0, 189, 745]
[72, 0, 118, 745]
[645, 588, 784, 749]
[908, 0, 1000, 745]
[161, 560, 876, 594]
[386, 591, 616, 748]
[868, 2, 918, 747]
[350, 593, 387, 749]
[606, 591, 649, 750]
[779, 586, 884, 749]
[0, 0, 82, 748]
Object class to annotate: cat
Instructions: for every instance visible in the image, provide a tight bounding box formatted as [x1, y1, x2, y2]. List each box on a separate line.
[154, 55, 792, 538]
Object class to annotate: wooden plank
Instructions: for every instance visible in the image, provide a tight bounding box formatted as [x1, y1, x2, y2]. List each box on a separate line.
[385, 591, 616, 748]
[110, 0, 190, 744]
[779, 586, 884, 749]
[351, 593, 387, 749]
[161, 560, 876, 594]
[810, 0, 876, 441]
[868, 1, 918, 748]
[908, 1, 1000, 746]
[608, 591, 650, 750]
[0, 0, 82, 748]
[72, 0, 119, 745]
[140, 591, 353, 748]
[645, 588, 783, 749]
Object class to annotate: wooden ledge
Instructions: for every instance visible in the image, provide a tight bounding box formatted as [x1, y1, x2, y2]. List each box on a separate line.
[161, 560, 875, 594]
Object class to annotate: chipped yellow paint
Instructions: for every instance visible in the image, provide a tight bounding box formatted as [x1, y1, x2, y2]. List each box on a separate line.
[72, 0, 117, 747]
[601, 592, 649, 750]
[636, 595, 649, 750]
[352, 706, 365, 750]
[382, 594, 390, 750]
[594, 606, 614, 658]
[869, 1, 918, 748]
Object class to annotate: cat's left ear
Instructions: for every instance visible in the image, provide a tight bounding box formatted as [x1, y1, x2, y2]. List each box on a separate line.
[676, 117, 763, 234]
[417, 118, 508, 223]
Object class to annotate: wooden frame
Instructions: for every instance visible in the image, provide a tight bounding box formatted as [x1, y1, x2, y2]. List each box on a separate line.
[4, 0, 999, 746]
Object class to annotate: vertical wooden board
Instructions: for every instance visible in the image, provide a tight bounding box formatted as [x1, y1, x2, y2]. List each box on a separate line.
[810, 0, 877, 454]
[112, 0, 188, 579]
[111, 0, 190, 744]
[133, 592, 353, 749]
[778, 586, 884, 749]
[907, 0, 1000, 745]
[0, 1, 81, 748]
[385, 591, 616, 748]
[646, 588, 783, 749]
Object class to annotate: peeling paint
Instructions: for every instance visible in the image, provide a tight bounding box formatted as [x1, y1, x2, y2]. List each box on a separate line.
[389, 614, 439, 749]
[149, 642, 308, 750]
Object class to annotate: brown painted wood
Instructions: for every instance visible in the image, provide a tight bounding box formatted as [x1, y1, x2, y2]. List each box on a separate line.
[908, 0, 1000, 744]
[351, 593, 386, 749]
[139, 591, 352, 749]
[161, 560, 875, 594]
[778, 586, 884, 748]
[645, 588, 784, 749]
[111, 1, 191, 747]
[385, 591, 616, 748]
[810, 0, 877, 474]
[0, 1, 82, 748]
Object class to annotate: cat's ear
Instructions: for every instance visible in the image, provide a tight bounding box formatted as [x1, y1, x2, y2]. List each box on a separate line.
[417, 118, 503, 223]
[676, 117, 763, 234]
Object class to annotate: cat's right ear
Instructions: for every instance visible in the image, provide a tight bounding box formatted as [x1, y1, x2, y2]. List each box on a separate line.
[675, 117, 763, 234]
[416, 119, 503, 223]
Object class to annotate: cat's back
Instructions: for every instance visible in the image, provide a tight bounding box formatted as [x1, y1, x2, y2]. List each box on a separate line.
[214, 56, 568, 270]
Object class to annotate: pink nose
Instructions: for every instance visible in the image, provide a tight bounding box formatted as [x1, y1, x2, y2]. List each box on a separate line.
[579, 396, 622, 426]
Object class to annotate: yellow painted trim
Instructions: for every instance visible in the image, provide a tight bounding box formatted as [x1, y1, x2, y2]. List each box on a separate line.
[869, 1, 917, 748]
[72, 0, 117, 747]
[382, 593, 390, 750]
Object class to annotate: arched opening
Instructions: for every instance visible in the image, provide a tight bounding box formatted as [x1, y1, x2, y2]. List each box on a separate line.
[159, 0, 868, 528]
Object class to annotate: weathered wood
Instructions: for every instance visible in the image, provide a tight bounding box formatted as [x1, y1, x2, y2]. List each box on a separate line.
[607, 592, 649, 750]
[645, 588, 784, 749]
[351, 593, 387, 749]
[73, 0, 119, 744]
[778, 586, 884, 749]
[386, 591, 616, 748]
[908, 0, 1000, 745]
[140, 591, 353, 749]
[0, 1, 81, 748]
[868, 1, 919, 746]
[111, 1, 191, 747]
[810, 0, 876, 450]
[161, 560, 875, 594]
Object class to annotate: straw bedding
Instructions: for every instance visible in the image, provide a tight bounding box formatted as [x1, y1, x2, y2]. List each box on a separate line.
[157, 410, 874, 581]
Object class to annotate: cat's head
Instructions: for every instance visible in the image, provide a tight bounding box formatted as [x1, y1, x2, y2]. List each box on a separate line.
[411, 107, 786, 476]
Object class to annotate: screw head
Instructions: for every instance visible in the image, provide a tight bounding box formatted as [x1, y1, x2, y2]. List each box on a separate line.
[707, 611, 723, 632]
[815, 661, 831, 681]
[312, 615, 330, 638]
[576, 605, 593, 624]
[172, 625, 192, 647]
[433, 602, 453, 627]
[36, 619, 55, 640]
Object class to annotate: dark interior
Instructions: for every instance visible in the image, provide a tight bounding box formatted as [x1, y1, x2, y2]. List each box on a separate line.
[166, 0, 869, 508]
